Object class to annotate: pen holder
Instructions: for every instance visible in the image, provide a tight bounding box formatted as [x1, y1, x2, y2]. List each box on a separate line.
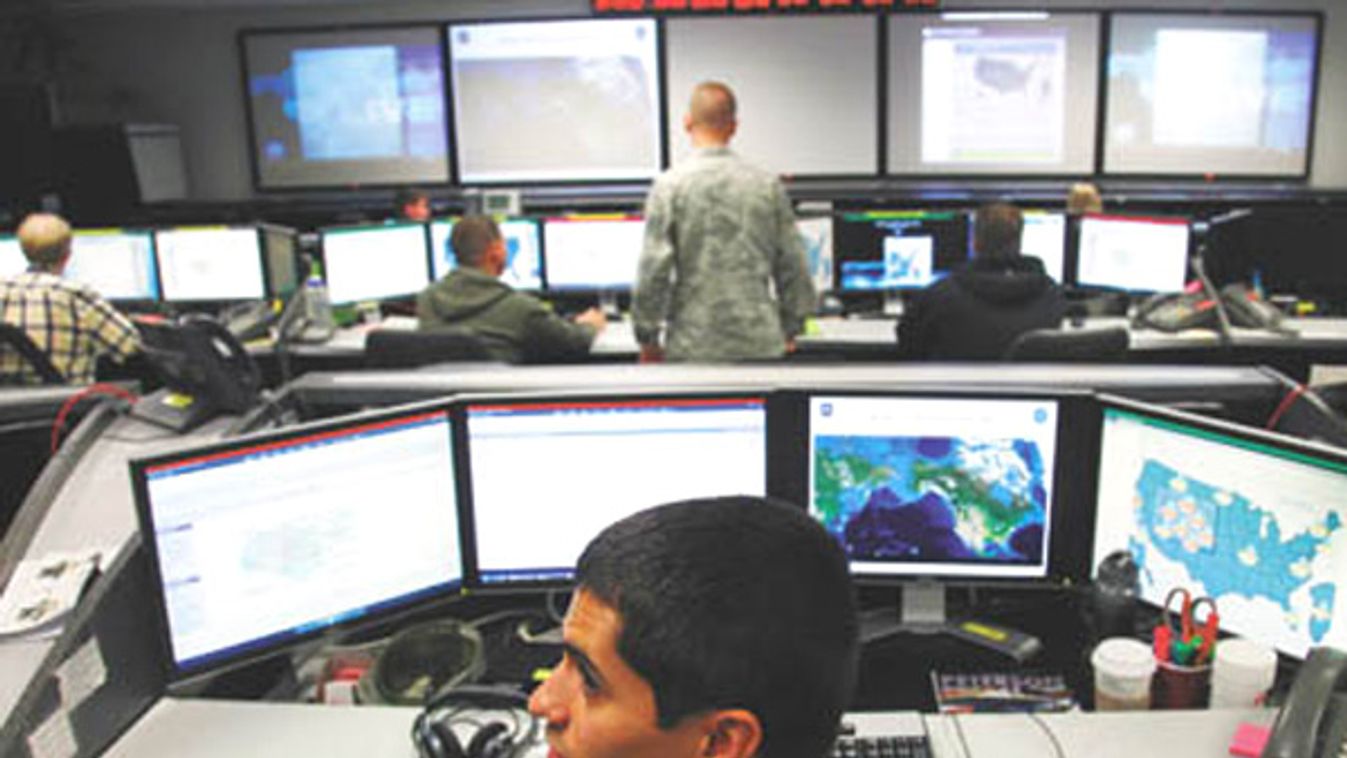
[1151, 658, 1211, 709]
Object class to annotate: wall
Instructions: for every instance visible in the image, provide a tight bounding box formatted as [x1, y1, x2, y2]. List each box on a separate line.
[44, 0, 1347, 200]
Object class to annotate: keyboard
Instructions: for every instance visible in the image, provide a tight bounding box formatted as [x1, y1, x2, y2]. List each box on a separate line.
[832, 711, 930, 758]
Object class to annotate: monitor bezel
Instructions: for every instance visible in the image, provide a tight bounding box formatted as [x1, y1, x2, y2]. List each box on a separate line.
[1092, 393, 1347, 659]
[831, 209, 974, 295]
[153, 225, 273, 305]
[317, 221, 434, 305]
[1069, 211, 1193, 294]
[780, 386, 1099, 588]
[66, 227, 162, 306]
[452, 387, 775, 593]
[538, 213, 646, 293]
[129, 397, 466, 684]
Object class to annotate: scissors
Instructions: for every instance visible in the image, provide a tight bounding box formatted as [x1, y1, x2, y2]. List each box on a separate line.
[1162, 588, 1220, 665]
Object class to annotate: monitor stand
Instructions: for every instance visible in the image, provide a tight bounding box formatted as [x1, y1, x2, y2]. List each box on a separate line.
[882, 291, 905, 317]
[860, 581, 1043, 663]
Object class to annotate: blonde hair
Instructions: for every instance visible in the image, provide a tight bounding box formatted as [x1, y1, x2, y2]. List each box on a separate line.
[688, 81, 737, 132]
[1067, 183, 1103, 214]
[17, 213, 72, 269]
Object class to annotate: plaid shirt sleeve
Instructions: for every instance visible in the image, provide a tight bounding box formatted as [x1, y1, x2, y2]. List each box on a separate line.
[76, 291, 142, 361]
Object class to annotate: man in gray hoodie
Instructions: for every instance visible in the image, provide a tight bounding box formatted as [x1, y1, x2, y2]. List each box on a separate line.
[417, 215, 606, 363]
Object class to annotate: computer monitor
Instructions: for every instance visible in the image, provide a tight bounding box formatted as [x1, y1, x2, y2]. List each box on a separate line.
[460, 392, 768, 588]
[1093, 396, 1347, 659]
[541, 214, 645, 292]
[66, 229, 159, 302]
[801, 389, 1093, 640]
[834, 210, 971, 292]
[260, 224, 300, 298]
[1020, 210, 1067, 283]
[1074, 213, 1191, 293]
[319, 222, 432, 305]
[429, 218, 543, 290]
[130, 400, 464, 679]
[0, 235, 29, 277]
[154, 226, 269, 303]
[797, 215, 835, 294]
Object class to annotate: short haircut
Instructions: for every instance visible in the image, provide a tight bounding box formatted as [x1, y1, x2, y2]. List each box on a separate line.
[974, 203, 1024, 261]
[17, 213, 72, 269]
[689, 81, 737, 131]
[449, 215, 501, 267]
[395, 187, 429, 210]
[1066, 182, 1103, 214]
[576, 496, 859, 758]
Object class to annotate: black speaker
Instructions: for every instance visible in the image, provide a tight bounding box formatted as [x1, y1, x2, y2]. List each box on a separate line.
[411, 685, 538, 758]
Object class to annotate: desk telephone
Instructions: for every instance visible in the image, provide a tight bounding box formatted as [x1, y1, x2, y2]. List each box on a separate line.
[1133, 284, 1291, 334]
[1262, 646, 1347, 758]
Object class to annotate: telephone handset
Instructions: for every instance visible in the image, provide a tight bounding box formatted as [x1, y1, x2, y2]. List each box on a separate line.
[1262, 646, 1347, 758]
[132, 314, 263, 431]
[1133, 284, 1292, 334]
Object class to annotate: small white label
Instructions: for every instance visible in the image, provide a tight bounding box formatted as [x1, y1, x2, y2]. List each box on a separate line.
[27, 708, 78, 758]
[57, 637, 108, 707]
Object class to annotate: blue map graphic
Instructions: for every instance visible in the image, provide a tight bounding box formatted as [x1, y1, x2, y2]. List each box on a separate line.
[814, 436, 1048, 564]
[1131, 459, 1341, 644]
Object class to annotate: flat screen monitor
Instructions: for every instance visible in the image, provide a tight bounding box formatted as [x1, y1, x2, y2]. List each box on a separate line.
[240, 26, 449, 189]
[448, 18, 662, 183]
[887, 11, 1101, 176]
[429, 218, 543, 290]
[66, 229, 159, 302]
[130, 401, 464, 678]
[1020, 210, 1067, 283]
[462, 393, 768, 588]
[797, 216, 835, 293]
[260, 224, 300, 298]
[1103, 12, 1320, 177]
[1, 235, 29, 277]
[154, 227, 268, 303]
[1093, 396, 1347, 659]
[541, 215, 644, 291]
[1074, 214, 1191, 293]
[807, 392, 1063, 581]
[319, 222, 432, 305]
[834, 210, 971, 291]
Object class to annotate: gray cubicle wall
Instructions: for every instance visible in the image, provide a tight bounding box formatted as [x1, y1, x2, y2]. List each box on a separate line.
[39, 0, 1347, 201]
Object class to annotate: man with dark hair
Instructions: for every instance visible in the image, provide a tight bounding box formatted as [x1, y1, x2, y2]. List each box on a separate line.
[897, 202, 1065, 361]
[416, 215, 605, 363]
[633, 81, 815, 363]
[396, 187, 432, 222]
[529, 496, 859, 758]
[1, 212, 141, 383]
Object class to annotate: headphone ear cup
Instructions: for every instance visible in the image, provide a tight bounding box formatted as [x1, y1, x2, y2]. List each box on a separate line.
[466, 721, 511, 758]
[429, 717, 468, 758]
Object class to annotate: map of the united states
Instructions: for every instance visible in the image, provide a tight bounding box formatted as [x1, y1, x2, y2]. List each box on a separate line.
[1131, 460, 1341, 644]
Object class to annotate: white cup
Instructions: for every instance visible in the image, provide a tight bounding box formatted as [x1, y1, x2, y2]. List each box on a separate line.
[1210, 638, 1277, 708]
[1092, 637, 1157, 711]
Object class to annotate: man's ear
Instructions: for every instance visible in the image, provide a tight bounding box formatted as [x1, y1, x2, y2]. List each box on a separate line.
[698, 708, 762, 758]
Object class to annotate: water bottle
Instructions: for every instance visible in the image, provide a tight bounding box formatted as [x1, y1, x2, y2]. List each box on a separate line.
[302, 262, 335, 334]
[1092, 550, 1140, 641]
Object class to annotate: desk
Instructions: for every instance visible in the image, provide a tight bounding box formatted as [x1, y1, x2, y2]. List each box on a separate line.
[100, 697, 1271, 757]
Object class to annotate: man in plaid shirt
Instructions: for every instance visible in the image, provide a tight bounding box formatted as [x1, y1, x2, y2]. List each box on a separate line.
[1, 213, 141, 384]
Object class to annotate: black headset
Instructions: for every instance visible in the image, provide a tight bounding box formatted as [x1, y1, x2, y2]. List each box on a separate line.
[411, 684, 540, 758]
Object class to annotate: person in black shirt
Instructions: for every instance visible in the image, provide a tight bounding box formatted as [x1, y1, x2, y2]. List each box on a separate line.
[897, 203, 1065, 361]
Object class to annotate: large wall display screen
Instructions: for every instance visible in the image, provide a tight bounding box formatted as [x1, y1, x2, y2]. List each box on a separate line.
[448, 18, 662, 183]
[1103, 13, 1319, 177]
[887, 12, 1101, 176]
[242, 27, 449, 189]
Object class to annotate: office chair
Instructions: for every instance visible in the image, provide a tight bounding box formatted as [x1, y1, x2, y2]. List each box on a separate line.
[0, 323, 65, 385]
[1003, 326, 1130, 363]
[364, 327, 492, 369]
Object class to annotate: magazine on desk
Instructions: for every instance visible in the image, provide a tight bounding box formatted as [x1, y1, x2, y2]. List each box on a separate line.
[931, 670, 1077, 714]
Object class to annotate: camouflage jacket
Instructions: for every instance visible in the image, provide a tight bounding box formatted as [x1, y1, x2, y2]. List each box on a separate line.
[633, 146, 815, 361]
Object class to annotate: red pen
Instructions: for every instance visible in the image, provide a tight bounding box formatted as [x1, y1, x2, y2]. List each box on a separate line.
[1153, 624, 1172, 662]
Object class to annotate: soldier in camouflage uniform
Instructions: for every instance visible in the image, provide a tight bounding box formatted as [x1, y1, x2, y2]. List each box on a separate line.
[633, 81, 815, 363]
